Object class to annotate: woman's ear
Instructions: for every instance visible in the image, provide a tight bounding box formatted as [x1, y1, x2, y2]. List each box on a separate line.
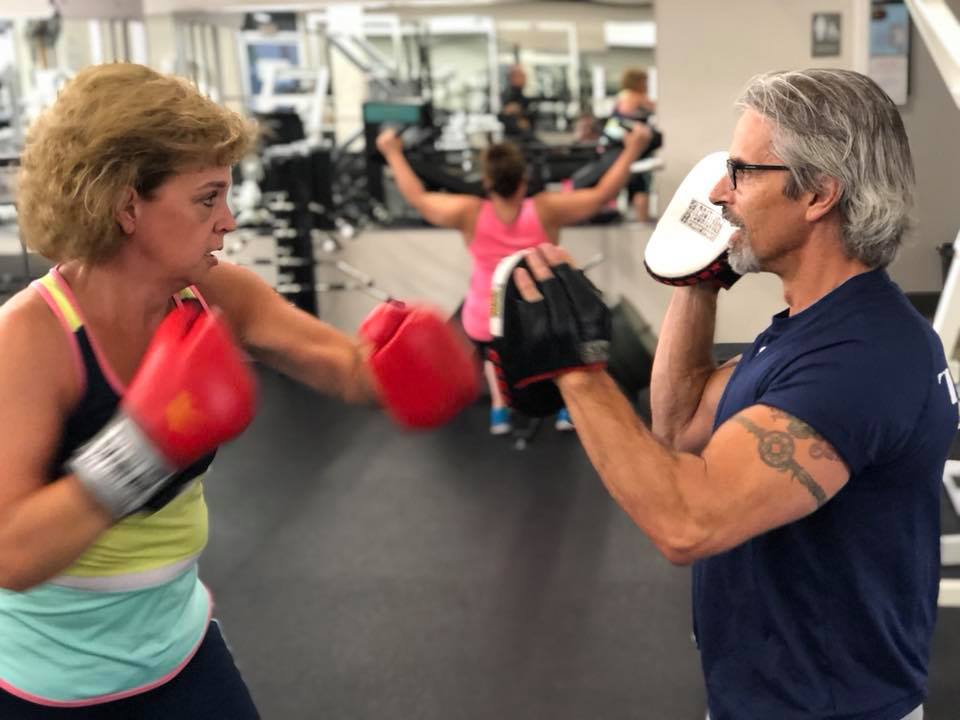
[115, 187, 138, 235]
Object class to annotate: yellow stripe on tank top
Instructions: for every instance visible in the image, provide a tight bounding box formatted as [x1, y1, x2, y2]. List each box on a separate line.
[38, 274, 82, 332]
[63, 478, 209, 577]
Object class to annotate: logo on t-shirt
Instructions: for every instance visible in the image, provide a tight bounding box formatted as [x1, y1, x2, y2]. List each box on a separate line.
[937, 367, 960, 429]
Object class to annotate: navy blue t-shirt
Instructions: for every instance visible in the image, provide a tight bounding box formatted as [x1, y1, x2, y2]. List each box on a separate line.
[696, 269, 958, 720]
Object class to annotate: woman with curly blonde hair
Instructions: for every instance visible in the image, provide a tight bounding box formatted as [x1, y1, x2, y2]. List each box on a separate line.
[0, 63, 477, 718]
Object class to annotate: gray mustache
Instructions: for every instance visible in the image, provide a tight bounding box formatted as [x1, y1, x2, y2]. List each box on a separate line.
[723, 211, 744, 228]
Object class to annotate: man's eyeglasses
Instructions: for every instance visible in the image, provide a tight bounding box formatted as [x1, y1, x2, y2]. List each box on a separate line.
[725, 159, 790, 190]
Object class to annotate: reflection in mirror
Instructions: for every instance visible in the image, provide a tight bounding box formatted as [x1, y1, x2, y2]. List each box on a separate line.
[0, 2, 660, 312]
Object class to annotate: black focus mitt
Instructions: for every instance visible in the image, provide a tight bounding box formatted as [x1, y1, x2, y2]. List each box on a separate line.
[488, 251, 611, 417]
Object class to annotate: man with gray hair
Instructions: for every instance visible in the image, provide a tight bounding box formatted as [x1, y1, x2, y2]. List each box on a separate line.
[500, 68, 955, 719]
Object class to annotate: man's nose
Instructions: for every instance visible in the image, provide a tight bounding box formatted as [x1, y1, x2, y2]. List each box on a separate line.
[708, 174, 731, 207]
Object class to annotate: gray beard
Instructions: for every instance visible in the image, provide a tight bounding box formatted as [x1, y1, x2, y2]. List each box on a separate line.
[727, 235, 761, 275]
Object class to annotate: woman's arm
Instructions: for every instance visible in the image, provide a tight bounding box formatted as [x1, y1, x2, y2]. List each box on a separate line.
[200, 263, 480, 428]
[534, 122, 653, 230]
[376, 129, 480, 231]
[200, 263, 376, 403]
[0, 295, 113, 591]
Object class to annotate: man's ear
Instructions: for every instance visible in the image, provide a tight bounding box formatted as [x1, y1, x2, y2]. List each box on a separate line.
[115, 187, 138, 235]
[805, 175, 842, 223]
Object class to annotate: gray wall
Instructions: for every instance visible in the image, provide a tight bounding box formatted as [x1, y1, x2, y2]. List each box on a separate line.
[656, 0, 858, 203]
[893, 0, 960, 290]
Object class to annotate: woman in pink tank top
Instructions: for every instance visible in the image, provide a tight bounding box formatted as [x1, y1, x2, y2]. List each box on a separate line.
[377, 125, 652, 434]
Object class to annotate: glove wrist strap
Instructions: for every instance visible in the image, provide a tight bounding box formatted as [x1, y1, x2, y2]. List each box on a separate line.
[68, 414, 174, 519]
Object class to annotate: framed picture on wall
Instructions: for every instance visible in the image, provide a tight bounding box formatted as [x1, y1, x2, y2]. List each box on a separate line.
[869, 1, 910, 105]
[811, 13, 842, 57]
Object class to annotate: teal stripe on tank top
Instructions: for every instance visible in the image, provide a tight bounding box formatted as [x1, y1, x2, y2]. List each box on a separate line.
[0, 566, 210, 703]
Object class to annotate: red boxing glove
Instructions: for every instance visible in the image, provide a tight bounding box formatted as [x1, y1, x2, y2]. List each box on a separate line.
[69, 305, 257, 518]
[125, 305, 256, 465]
[360, 300, 480, 429]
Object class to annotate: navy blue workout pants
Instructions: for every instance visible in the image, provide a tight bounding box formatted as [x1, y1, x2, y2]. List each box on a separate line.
[0, 621, 259, 719]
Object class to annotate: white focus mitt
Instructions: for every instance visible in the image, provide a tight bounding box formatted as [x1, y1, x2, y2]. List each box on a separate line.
[643, 151, 740, 289]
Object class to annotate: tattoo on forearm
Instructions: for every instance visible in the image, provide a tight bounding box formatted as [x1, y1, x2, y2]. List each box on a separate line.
[733, 415, 828, 507]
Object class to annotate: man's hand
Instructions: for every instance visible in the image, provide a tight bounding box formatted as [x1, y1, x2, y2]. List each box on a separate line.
[511, 244, 575, 299]
[490, 244, 611, 417]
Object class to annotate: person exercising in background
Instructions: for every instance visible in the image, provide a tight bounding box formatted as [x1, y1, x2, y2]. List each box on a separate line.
[376, 122, 651, 435]
[611, 68, 658, 222]
[615, 67, 656, 119]
[0, 62, 477, 718]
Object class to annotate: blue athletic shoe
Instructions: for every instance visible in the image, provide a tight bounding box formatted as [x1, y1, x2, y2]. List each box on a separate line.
[490, 407, 512, 435]
[555, 407, 574, 432]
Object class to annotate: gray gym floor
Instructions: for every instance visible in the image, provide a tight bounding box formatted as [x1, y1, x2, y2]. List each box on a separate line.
[201, 367, 960, 719]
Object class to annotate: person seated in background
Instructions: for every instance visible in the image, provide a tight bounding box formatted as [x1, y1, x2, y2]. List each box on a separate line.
[611, 68, 659, 222]
[376, 122, 651, 435]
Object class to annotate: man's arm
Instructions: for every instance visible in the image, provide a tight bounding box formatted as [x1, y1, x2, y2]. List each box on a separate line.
[376, 129, 479, 231]
[513, 244, 848, 565]
[649, 284, 739, 453]
[558, 371, 848, 565]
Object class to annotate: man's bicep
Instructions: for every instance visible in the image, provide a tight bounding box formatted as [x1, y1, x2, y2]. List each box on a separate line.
[698, 403, 849, 552]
